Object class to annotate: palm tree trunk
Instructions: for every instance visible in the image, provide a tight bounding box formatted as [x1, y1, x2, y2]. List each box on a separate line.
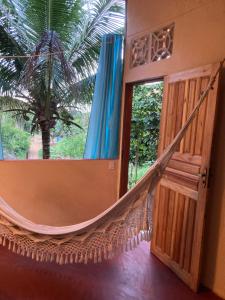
[41, 128, 50, 159]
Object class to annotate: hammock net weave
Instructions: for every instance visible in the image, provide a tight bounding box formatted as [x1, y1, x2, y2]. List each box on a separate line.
[0, 62, 222, 265]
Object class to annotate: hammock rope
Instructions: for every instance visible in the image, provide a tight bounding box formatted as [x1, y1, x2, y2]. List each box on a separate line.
[0, 60, 224, 264]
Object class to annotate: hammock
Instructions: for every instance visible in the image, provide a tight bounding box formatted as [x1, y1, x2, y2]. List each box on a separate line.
[0, 62, 223, 265]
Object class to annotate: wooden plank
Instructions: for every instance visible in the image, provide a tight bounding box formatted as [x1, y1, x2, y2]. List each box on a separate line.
[160, 178, 198, 201]
[163, 174, 198, 191]
[184, 79, 196, 153]
[180, 80, 189, 153]
[194, 77, 209, 155]
[119, 83, 133, 196]
[161, 188, 170, 252]
[184, 199, 196, 273]
[172, 152, 202, 165]
[179, 196, 190, 268]
[170, 192, 179, 258]
[165, 167, 199, 182]
[163, 167, 199, 190]
[165, 190, 175, 255]
[167, 64, 213, 83]
[168, 159, 200, 175]
[164, 83, 175, 148]
[175, 82, 186, 136]
[173, 194, 185, 263]
[170, 84, 179, 141]
[190, 78, 201, 155]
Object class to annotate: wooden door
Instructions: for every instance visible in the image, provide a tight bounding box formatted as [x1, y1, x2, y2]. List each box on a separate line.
[151, 64, 220, 291]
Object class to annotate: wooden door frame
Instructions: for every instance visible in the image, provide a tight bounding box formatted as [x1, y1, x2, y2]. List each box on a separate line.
[119, 77, 164, 197]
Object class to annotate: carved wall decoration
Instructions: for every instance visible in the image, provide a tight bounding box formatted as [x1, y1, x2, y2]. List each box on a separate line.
[151, 23, 175, 62]
[130, 35, 149, 68]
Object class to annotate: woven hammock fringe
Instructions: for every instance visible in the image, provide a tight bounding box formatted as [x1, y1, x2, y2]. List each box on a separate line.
[0, 228, 152, 265]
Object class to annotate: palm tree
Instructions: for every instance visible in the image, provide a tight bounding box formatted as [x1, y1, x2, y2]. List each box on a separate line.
[0, 0, 124, 158]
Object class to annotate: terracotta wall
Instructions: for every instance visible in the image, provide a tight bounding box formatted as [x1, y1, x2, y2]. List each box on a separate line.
[124, 0, 225, 82]
[0, 160, 118, 226]
[121, 0, 225, 298]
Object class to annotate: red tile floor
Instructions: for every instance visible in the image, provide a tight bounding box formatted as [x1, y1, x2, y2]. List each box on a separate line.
[0, 242, 222, 300]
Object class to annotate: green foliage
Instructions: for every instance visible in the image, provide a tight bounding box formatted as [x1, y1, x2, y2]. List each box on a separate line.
[19, 0, 81, 41]
[1, 117, 30, 159]
[128, 163, 149, 188]
[0, 0, 124, 158]
[51, 133, 85, 159]
[129, 82, 163, 187]
[39, 110, 89, 159]
[130, 82, 163, 165]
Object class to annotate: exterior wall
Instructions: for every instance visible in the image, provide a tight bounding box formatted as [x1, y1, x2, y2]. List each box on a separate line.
[0, 160, 118, 226]
[121, 0, 225, 297]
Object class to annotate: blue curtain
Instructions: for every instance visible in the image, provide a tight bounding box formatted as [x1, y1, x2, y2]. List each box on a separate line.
[84, 34, 123, 159]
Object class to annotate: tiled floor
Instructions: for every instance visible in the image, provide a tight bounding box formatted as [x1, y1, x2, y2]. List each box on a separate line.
[0, 242, 222, 300]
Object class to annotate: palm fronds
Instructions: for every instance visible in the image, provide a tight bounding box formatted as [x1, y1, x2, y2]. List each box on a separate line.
[0, 0, 125, 158]
[69, 0, 124, 78]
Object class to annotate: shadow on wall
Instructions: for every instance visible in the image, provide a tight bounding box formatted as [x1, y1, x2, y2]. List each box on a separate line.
[202, 68, 225, 297]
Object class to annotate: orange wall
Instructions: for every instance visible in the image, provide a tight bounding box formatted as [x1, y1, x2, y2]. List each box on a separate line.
[121, 0, 225, 298]
[0, 160, 118, 226]
[125, 0, 225, 82]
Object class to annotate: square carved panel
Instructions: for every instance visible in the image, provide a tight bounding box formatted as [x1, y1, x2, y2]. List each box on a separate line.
[130, 35, 149, 68]
[151, 23, 174, 62]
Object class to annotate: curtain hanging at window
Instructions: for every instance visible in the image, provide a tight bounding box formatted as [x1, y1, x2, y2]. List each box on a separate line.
[84, 34, 123, 159]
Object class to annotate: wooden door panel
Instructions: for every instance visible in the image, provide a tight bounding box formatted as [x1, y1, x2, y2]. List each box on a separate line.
[154, 186, 197, 277]
[160, 178, 198, 200]
[164, 167, 199, 190]
[151, 64, 220, 291]
[154, 185, 197, 285]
